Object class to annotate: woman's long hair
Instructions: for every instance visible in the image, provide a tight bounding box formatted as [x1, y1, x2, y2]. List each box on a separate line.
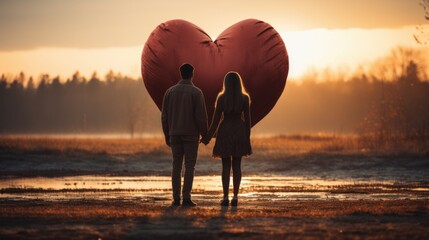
[217, 71, 250, 113]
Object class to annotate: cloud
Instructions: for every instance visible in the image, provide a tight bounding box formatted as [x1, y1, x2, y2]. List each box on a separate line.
[0, 0, 426, 51]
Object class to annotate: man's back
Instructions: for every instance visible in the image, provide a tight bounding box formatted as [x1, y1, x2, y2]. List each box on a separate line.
[162, 79, 207, 136]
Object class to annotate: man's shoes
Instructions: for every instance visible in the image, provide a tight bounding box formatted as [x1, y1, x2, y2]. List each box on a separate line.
[182, 198, 197, 207]
[231, 198, 238, 206]
[171, 199, 181, 207]
[220, 199, 229, 206]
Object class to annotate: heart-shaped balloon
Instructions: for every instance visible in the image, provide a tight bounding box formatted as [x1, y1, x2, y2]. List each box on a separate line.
[141, 19, 288, 127]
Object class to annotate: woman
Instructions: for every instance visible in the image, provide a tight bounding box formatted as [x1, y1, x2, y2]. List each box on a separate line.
[202, 71, 252, 206]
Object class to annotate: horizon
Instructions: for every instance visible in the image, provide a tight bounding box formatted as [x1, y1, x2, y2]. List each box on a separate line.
[0, 0, 429, 135]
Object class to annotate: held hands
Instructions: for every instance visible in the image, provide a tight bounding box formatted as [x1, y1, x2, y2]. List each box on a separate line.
[200, 138, 210, 145]
[200, 135, 210, 145]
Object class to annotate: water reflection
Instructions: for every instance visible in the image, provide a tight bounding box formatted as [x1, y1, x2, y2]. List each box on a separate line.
[1, 175, 428, 201]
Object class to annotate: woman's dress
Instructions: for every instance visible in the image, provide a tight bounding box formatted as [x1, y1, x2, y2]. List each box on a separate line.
[206, 94, 252, 158]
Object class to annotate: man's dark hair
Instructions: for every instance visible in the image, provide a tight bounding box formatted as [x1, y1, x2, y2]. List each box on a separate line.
[180, 63, 194, 79]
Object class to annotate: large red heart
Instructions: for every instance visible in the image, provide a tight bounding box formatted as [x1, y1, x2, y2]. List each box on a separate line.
[141, 19, 288, 127]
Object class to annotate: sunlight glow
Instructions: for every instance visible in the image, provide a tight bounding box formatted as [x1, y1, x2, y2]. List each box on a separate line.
[282, 25, 424, 79]
[0, 26, 426, 81]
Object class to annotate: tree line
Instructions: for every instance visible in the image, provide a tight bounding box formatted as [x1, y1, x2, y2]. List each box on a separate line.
[0, 70, 159, 136]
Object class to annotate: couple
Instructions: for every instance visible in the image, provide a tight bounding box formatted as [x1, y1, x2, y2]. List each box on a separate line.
[161, 63, 252, 207]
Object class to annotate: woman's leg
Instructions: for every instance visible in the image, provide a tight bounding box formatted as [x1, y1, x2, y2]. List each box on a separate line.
[232, 156, 242, 198]
[221, 157, 232, 199]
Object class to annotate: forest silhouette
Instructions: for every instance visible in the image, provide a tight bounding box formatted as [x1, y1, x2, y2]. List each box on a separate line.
[0, 47, 428, 148]
[0, 70, 158, 136]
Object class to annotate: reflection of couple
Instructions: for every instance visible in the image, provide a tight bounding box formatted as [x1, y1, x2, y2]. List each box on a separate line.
[161, 63, 252, 207]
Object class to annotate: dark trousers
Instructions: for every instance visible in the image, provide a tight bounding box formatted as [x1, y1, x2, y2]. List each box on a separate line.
[170, 135, 199, 200]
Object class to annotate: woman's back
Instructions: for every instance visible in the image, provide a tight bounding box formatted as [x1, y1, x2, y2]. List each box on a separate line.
[220, 94, 247, 120]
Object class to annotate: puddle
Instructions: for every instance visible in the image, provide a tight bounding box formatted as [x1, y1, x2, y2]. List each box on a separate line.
[1, 175, 428, 201]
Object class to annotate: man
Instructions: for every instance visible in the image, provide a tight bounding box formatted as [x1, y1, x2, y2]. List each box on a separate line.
[161, 63, 208, 207]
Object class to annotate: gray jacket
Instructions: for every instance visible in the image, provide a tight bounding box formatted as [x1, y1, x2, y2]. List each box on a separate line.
[161, 79, 208, 137]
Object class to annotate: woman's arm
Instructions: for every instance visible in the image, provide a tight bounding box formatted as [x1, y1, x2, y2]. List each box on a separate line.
[205, 95, 223, 142]
[243, 95, 251, 138]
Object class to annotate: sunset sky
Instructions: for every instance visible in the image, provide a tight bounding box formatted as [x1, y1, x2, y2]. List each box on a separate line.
[0, 0, 427, 81]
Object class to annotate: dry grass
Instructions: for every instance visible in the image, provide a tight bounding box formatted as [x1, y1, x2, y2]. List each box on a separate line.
[357, 134, 429, 155]
[0, 134, 427, 157]
[0, 136, 169, 155]
[250, 134, 358, 155]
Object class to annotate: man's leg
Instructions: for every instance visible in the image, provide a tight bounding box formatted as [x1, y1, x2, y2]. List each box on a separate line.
[170, 136, 184, 202]
[182, 136, 199, 202]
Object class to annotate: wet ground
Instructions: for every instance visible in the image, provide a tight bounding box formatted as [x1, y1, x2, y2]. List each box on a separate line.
[0, 136, 428, 239]
[1, 175, 428, 239]
[1, 175, 429, 202]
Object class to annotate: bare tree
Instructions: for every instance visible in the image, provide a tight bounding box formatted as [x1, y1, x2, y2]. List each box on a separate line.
[370, 47, 425, 81]
[414, 0, 429, 45]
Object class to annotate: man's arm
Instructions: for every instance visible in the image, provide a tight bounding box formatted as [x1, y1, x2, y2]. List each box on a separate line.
[194, 90, 208, 140]
[161, 91, 170, 146]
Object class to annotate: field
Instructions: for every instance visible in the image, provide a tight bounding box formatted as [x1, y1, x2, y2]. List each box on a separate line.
[0, 135, 428, 239]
